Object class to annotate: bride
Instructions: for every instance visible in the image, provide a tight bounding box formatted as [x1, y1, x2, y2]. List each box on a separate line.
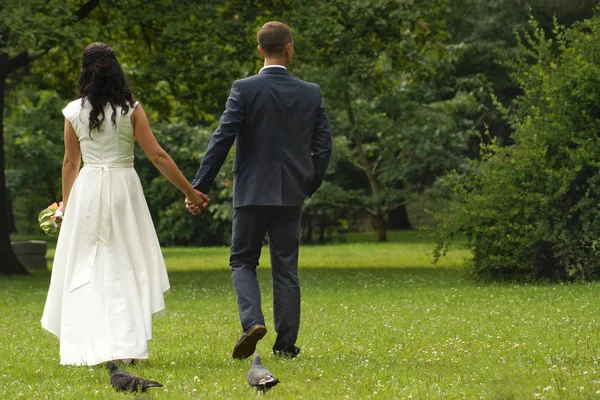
[41, 42, 209, 366]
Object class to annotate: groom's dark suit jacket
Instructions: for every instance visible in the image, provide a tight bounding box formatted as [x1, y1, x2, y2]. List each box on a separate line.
[192, 67, 332, 207]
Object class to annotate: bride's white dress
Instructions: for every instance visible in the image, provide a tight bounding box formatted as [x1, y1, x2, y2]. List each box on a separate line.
[41, 99, 170, 366]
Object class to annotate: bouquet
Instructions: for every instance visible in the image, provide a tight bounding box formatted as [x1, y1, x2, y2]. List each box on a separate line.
[38, 202, 64, 236]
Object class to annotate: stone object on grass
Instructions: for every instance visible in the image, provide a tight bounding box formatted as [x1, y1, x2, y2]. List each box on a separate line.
[11, 240, 47, 270]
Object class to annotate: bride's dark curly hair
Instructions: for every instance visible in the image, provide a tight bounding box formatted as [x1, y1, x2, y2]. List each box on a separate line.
[78, 42, 135, 136]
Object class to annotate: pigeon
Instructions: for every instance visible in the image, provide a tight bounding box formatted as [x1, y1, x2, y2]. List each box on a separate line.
[247, 354, 280, 392]
[106, 361, 163, 393]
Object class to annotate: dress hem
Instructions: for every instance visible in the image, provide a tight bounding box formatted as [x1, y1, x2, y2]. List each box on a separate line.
[41, 302, 168, 366]
[59, 356, 150, 367]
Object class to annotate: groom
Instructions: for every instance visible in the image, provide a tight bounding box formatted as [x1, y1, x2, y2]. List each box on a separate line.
[187, 21, 332, 359]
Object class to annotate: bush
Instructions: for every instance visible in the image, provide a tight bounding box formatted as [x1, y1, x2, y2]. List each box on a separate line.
[134, 122, 233, 246]
[6, 90, 65, 233]
[434, 15, 600, 281]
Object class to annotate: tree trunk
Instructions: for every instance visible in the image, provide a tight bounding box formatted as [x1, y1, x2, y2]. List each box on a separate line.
[319, 215, 326, 244]
[302, 213, 313, 244]
[374, 215, 388, 242]
[0, 71, 28, 275]
[0, 1, 101, 275]
[344, 88, 381, 195]
[8, 194, 15, 233]
[388, 202, 412, 230]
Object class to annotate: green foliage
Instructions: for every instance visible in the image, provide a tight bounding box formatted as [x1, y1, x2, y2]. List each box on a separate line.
[134, 122, 233, 246]
[4, 96, 233, 244]
[383, 46, 490, 192]
[4, 0, 487, 244]
[0, 0, 88, 57]
[445, 0, 600, 144]
[435, 14, 600, 281]
[289, 0, 488, 240]
[104, 1, 281, 122]
[5, 91, 65, 232]
[8, 0, 598, 247]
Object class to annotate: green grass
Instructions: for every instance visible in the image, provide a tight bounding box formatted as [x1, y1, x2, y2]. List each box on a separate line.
[3, 231, 600, 399]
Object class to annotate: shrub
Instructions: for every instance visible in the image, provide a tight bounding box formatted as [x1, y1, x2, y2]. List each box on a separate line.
[134, 122, 233, 246]
[434, 15, 600, 281]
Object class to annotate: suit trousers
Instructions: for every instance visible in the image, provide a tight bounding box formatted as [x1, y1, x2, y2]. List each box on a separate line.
[229, 205, 303, 352]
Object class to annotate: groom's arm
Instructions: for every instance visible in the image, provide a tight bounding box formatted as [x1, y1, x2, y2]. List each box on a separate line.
[308, 90, 332, 197]
[192, 81, 245, 194]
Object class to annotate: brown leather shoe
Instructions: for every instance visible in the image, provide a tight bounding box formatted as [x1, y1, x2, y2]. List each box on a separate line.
[232, 324, 267, 359]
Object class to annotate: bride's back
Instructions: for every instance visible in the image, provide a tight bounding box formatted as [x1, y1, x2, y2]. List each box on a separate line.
[63, 99, 137, 167]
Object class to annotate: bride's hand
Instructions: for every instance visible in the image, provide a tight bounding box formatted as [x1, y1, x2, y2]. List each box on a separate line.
[185, 190, 210, 215]
[58, 201, 65, 215]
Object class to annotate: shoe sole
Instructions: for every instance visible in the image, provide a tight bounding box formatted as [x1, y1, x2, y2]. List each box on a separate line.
[232, 325, 267, 359]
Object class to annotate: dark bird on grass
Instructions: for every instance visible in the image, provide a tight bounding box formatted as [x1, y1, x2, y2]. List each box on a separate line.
[106, 361, 163, 392]
[247, 354, 280, 392]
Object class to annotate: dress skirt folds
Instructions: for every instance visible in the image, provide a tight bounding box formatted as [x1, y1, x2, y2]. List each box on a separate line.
[41, 99, 170, 366]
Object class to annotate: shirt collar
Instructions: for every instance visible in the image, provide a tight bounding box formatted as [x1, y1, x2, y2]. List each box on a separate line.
[259, 65, 287, 74]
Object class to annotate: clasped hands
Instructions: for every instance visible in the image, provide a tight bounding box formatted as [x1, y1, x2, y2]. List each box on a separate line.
[185, 189, 211, 215]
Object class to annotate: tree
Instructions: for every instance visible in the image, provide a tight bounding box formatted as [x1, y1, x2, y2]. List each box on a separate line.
[3, 1, 270, 248]
[291, 0, 485, 241]
[0, 0, 100, 275]
[445, 0, 600, 144]
[5, 91, 66, 234]
[106, 1, 281, 122]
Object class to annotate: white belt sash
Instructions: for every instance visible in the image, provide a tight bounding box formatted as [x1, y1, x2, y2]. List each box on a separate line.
[69, 161, 132, 292]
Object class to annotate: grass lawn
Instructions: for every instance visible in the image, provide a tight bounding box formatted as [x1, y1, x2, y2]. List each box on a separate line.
[3, 231, 600, 399]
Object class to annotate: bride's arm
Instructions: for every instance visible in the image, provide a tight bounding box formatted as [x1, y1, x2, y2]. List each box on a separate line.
[60, 118, 81, 213]
[132, 104, 210, 208]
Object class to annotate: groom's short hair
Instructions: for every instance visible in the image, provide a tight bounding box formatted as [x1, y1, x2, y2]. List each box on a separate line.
[257, 22, 293, 57]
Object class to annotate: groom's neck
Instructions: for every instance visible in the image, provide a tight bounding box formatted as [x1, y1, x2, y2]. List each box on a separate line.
[264, 58, 288, 68]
